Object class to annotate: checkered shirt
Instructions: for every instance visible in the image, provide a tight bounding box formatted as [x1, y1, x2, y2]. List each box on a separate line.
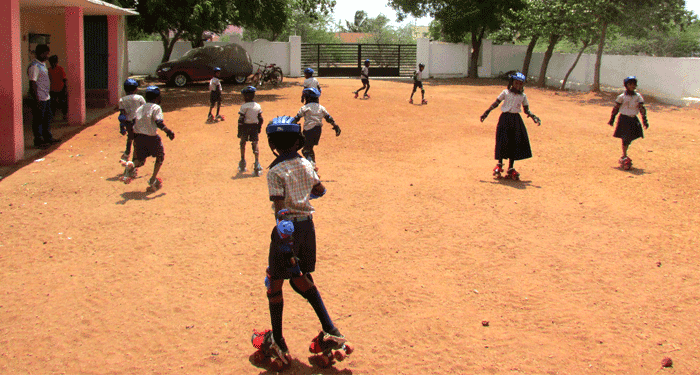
[267, 155, 320, 218]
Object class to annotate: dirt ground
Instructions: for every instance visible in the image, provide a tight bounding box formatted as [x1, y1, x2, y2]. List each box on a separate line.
[1, 76, 699, 375]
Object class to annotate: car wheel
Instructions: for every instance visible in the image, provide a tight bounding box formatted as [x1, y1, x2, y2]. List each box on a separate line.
[172, 73, 188, 87]
[233, 75, 247, 84]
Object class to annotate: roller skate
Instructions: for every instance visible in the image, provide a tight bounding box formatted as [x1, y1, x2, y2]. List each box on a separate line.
[505, 168, 520, 181]
[619, 156, 632, 170]
[308, 329, 353, 368]
[206, 114, 215, 123]
[363, 94, 370, 99]
[238, 159, 247, 173]
[421, 99, 428, 105]
[215, 114, 225, 122]
[250, 329, 292, 372]
[146, 177, 162, 192]
[409, 98, 413, 104]
[492, 163, 504, 179]
[353, 91, 358, 99]
[119, 161, 137, 184]
[253, 161, 263, 177]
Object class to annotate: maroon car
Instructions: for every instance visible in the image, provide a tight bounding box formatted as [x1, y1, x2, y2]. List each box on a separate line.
[156, 43, 253, 87]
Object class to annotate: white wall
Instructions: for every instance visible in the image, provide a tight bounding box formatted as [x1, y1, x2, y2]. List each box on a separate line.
[128, 35, 298, 78]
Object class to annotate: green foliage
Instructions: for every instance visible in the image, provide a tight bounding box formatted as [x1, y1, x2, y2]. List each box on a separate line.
[242, 2, 339, 43]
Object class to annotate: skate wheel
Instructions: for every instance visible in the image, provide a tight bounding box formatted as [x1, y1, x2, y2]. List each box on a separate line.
[309, 353, 333, 368]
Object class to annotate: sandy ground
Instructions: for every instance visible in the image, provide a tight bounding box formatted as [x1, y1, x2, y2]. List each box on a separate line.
[1, 76, 699, 375]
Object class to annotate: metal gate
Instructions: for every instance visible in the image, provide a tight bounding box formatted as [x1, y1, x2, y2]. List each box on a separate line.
[301, 44, 416, 77]
[84, 16, 108, 90]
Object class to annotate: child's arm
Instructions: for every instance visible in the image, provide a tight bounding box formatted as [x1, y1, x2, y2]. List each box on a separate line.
[238, 112, 245, 126]
[480, 99, 501, 122]
[310, 182, 326, 199]
[257, 114, 264, 132]
[118, 109, 128, 135]
[523, 105, 541, 126]
[324, 113, 341, 136]
[608, 103, 621, 126]
[639, 103, 649, 129]
[156, 120, 175, 140]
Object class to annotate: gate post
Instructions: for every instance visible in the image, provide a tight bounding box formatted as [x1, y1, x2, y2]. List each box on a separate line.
[289, 35, 301, 77]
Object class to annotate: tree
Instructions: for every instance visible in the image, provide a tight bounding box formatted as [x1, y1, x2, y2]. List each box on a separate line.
[342, 11, 370, 32]
[389, 0, 526, 78]
[242, 3, 339, 43]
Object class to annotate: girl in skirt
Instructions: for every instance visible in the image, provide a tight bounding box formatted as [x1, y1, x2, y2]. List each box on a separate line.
[608, 76, 649, 170]
[480, 72, 541, 180]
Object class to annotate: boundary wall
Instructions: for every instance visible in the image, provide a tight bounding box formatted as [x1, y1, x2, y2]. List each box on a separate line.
[128, 36, 700, 105]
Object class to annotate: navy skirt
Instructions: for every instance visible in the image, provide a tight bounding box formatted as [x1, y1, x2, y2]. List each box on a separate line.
[268, 220, 317, 279]
[494, 112, 532, 161]
[613, 115, 644, 144]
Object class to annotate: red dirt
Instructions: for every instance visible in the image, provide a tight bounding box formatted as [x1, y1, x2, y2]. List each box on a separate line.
[1, 77, 699, 374]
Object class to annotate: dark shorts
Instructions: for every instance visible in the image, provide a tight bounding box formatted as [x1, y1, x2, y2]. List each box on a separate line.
[238, 123, 260, 142]
[303, 126, 322, 146]
[210, 90, 221, 105]
[361, 78, 369, 86]
[268, 219, 317, 279]
[494, 112, 532, 161]
[613, 115, 644, 144]
[133, 133, 165, 161]
[413, 81, 423, 91]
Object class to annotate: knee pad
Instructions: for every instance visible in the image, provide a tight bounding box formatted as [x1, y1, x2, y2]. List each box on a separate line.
[290, 275, 315, 297]
[252, 142, 259, 155]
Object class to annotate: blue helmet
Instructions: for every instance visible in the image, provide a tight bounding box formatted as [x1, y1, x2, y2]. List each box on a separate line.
[364, 59, 370, 65]
[511, 72, 526, 82]
[241, 86, 256, 94]
[302, 87, 321, 99]
[266, 116, 300, 135]
[123, 78, 138, 90]
[624, 76, 637, 85]
[304, 67, 314, 75]
[145, 86, 160, 95]
[213, 67, 221, 72]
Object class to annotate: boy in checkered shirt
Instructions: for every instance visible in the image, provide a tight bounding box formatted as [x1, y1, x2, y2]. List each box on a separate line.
[251, 116, 351, 370]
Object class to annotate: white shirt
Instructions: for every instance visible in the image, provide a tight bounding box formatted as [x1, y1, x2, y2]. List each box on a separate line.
[414, 70, 423, 82]
[616, 92, 644, 117]
[296, 102, 330, 131]
[361, 66, 369, 79]
[133, 103, 164, 136]
[303, 77, 321, 91]
[209, 77, 222, 92]
[28, 59, 51, 101]
[119, 94, 146, 121]
[238, 101, 263, 124]
[497, 89, 529, 113]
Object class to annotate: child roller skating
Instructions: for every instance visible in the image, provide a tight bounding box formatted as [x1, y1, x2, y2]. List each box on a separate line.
[353, 59, 371, 99]
[480, 72, 540, 181]
[207, 67, 224, 123]
[293, 87, 341, 171]
[608, 76, 649, 170]
[409, 63, 427, 105]
[117, 79, 145, 164]
[250, 116, 351, 370]
[237, 86, 264, 175]
[120, 86, 175, 191]
[302, 67, 321, 103]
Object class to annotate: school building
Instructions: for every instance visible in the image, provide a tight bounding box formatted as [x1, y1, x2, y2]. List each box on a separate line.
[1, 0, 136, 165]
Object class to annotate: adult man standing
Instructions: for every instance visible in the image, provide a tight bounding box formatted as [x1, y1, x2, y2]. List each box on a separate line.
[28, 44, 60, 148]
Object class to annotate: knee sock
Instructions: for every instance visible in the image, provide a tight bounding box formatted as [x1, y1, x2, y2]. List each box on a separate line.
[302, 287, 335, 333]
[269, 300, 284, 344]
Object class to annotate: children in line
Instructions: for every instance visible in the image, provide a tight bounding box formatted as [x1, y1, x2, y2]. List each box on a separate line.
[409, 63, 427, 105]
[608, 76, 649, 170]
[117, 79, 146, 163]
[293, 88, 341, 169]
[480, 72, 541, 180]
[237, 86, 264, 175]
[353, 59, 371, 99]
[121, 86, 175, 191]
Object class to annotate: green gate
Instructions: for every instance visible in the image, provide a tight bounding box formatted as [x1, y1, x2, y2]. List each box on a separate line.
[301, 44, 416, 77]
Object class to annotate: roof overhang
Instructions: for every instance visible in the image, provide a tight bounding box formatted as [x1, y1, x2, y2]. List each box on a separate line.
[20, 0, 139, 16]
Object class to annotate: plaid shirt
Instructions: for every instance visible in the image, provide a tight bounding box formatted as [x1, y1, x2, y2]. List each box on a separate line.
[267, 154, 320, 217]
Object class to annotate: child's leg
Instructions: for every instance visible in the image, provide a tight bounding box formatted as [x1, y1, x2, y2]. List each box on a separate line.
[508, 159, 515, 169]
[302, 145, 315, 163]
[240, 139, 247, 161]
[266, 277, 287, 347]
[216, 101, 221, 117]
[252, 141, 260, 163]
[364, 81, 370, 96]
[150, 154, 163, 185]
[290, 274, 336, 335]
[124, 126, 135, 157]
[622, 141, 629, 157]
[410, 85, 416, 100]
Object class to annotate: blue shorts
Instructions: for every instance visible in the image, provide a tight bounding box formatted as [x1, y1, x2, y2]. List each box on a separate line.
[133, 133, 165, 161]
[303, 126, 322, 146]
[268, 219, 316, 279]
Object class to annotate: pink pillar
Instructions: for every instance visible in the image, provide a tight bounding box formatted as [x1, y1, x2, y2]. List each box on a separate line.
[0, 0, 23, 165]
[107, 15, 119, 106]
[65, 7, 86, 126]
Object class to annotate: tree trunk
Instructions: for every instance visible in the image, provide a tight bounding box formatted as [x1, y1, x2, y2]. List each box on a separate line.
[592, 20, 608, 92]
[561, 40, 590, 90]
[468, 27, 486, 78]
[522, 35, 539, 77]
[160, 30, 183, 63]
[536, 34, 560, 87]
